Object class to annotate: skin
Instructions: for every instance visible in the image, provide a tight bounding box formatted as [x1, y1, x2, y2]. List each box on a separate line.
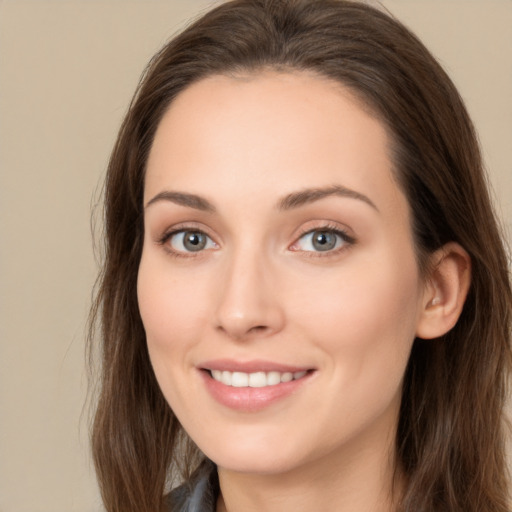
[137, 72, 469, 511]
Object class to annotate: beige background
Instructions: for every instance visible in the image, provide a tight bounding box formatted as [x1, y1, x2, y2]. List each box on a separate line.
[0, 1, 510, 511]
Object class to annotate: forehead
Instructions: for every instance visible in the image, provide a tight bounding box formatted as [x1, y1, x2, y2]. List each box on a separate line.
[145, 71, 404, 215]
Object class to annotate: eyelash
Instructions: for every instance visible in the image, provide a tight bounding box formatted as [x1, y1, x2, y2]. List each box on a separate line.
[157, 222, 355, 258]
[291, 223, 356, 258]
[157, 225, 216, 259]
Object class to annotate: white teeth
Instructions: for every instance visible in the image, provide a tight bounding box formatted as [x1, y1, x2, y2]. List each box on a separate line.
[281, 372, 293, 382]
[231, 372, 249, 387]
[210, 369, 309, 387]
[248, 372, 267, 388]
[221, 370, 232, 386]
[267, 371, 281, 386]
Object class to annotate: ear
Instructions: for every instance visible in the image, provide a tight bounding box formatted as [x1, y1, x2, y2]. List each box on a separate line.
[415, 242, 471, 340]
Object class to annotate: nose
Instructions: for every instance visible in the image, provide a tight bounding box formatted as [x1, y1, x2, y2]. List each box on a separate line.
[214, 250, 285, 341]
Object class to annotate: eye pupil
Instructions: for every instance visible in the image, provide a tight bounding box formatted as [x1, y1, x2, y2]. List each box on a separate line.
[313, 231, 336, 251]
[184, 232, 206, 251]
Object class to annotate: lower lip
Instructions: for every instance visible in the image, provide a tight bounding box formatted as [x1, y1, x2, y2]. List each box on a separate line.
[200, 370, 313, 412]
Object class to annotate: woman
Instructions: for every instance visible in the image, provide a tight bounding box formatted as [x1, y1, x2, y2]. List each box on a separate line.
[89, 1, 512, 511]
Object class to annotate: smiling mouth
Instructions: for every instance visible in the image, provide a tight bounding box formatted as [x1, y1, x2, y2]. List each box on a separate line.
[207, 369, 311, 388]
[200, 365, 315, 411]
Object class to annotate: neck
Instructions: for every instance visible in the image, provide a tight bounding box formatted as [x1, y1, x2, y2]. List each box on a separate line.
[216, 422, 401, 512]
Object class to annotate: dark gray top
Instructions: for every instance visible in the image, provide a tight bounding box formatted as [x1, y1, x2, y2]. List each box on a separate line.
[165, 460, 219, 512]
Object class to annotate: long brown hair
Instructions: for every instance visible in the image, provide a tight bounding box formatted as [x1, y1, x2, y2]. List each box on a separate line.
[88, 1, 512, 510]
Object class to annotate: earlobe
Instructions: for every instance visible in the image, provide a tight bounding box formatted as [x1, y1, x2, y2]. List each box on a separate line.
[415, 242, 471, 340]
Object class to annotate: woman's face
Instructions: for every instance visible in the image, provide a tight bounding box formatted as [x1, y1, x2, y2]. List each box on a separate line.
[138, 72, 427, 476]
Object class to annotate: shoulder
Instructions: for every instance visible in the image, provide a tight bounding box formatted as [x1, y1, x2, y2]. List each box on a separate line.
[165, 460, 219, 512]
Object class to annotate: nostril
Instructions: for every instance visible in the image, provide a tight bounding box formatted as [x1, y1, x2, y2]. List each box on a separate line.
[250, 325, 268, 332]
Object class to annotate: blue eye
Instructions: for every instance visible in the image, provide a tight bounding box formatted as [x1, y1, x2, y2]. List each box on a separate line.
[294, 229, 351, 253]
[167, 230, 216, 253]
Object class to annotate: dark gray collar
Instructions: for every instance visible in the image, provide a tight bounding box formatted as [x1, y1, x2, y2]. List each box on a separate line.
[166, 460, 219, 512]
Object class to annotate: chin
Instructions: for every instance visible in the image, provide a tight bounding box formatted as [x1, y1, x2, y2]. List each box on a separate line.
[212, 452, 303, 475]
[197, 430, 312, 475]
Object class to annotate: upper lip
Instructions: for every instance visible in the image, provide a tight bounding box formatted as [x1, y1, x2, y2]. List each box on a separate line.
[199, 359, 314, 373]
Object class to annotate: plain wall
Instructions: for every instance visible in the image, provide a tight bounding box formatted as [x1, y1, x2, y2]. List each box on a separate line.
[0, 1, 510, 511]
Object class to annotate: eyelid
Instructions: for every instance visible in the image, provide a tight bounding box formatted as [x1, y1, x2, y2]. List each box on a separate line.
[156, 221, 214, 242]
[156, 223, 219, 256]
[289, 222, 356, 254]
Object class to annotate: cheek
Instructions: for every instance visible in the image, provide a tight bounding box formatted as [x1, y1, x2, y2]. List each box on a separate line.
[290, 248, 422, 379]
[138, 252, 205, 342]
[137, 251, 214, 419]
[289, 255, 421, 446]
[136, 251, 212, 393]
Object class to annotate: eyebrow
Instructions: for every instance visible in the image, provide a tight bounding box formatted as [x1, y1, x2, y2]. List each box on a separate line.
[145, 184, 378, 213]
[278, 185, 378, 212]
[145, 191, 216, 212]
